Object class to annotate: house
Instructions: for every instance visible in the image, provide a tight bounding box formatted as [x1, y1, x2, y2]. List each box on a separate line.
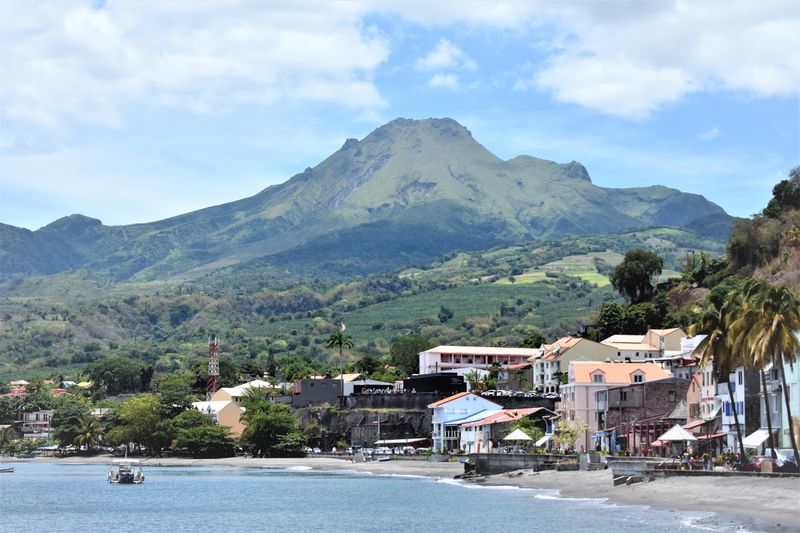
[459, 407, 556, 454]
[191, 400, 246, 437]
[428, 392, 502, 453]
[601, 328, 687, 360]
[529, 337, 618, 393]
[211, 379, 274, 404]
[557, 361, 673, 452]
[20, 409, 55, 439]
[419, 346, 541, 375]
[596, 377, 689, 454]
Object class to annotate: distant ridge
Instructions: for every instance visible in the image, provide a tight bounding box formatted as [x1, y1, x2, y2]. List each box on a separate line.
[0, 117, 732, 281]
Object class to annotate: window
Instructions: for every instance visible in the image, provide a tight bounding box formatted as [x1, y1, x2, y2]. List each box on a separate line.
[667, 391, 676, 402]
[635, 352, 640, 357]
[633, 373, 643, 383]
[738, 370, 743, 385]
[620, 391, 628, 401]
[593, 373, 604, 383]
[725, 402, 731, 416]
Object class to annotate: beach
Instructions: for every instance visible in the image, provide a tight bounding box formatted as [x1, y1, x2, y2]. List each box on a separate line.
[8, 455, 799, 531]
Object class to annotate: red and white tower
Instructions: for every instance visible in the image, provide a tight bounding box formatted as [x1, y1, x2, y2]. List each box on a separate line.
[206, 336, 220, 401]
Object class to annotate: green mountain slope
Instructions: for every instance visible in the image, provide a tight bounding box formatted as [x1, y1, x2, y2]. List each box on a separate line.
[0, 118, 731, 282]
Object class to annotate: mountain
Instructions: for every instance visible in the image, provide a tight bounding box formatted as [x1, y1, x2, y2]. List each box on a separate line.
[0, 118, 732, 282]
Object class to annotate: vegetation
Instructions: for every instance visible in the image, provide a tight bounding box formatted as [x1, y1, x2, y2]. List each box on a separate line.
[610, 249, 663, 304]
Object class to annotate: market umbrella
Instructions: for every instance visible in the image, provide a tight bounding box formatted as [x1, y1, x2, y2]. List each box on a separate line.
[503, 429, 533, 441]
[657, 424, 697, 442]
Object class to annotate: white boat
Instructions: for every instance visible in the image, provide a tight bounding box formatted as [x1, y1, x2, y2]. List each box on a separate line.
[107, 460, 144, 484]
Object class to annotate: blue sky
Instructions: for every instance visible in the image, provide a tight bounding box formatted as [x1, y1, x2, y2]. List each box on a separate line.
[1, 1, 798, 230]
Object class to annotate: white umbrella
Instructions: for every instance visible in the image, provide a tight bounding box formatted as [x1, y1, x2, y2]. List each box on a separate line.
[503, 428, 533, 441]
[657, 424, 698, 442]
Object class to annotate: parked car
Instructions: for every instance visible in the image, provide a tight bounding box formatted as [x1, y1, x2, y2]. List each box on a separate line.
[740, 455, 771, 472]
[482, 390, 497, 396]
[312, 447, 321, 454]
[402, 446, 417, 455]
[763, 448, 799, 473]
[345, 447, 353, 454]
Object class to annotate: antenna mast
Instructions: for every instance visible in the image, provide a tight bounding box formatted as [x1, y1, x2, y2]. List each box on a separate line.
[206, 336, 220, 401]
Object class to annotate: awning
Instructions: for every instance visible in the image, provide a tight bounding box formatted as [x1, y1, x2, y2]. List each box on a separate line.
[682, 419, 707, 430]
[696, 432, 727, 441]
[650, 440, 664, 447]
[742, 429, 771, 448]
[534, 435, 552, 447]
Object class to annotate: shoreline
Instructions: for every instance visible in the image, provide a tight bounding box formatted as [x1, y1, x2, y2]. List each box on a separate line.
[8, 456, 799, 531]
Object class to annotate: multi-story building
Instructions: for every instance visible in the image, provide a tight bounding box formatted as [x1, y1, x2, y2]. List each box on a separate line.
[715, 366, 761, 453]
[597, 377, 689, 453]
[20, 409, 55, 439]
[528, 337, 617, 393]
[557, 361, 673, 452]
[419, 346, 541, 376]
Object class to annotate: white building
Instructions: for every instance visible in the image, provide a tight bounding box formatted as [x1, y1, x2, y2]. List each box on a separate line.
[428, 392, 501, 453]
[21, 409, 54, 439]
[600, 328, 687, 361]
[419, 346, 540, 375]
[459, 407, 555, 454]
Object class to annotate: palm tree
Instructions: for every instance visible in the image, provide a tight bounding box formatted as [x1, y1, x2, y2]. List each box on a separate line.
[692, 294, 746, 458]
[730, 280, 779, 461]
[326, 324, 354, 406]
[742, 280, 800, 467]
[74, 416, 100, 454]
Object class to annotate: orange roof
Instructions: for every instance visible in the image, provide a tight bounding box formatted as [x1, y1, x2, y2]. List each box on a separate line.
[569, 361, 672, 384]
[534, 336, 587, 361]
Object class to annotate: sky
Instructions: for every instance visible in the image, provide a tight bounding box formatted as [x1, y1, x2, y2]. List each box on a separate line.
[1, 0, 798, 230]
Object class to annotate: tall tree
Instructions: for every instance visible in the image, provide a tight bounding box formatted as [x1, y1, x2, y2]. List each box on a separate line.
[609, 249, 663, 304]
[389, 334, 433, 376]
[326, 325, 354, 405]
[692, 295, 746, 457]
[740, 280, 800, 467]
[74, 416, 101, 453]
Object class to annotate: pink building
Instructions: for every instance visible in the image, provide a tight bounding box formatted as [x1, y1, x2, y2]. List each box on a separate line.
[557, 361, 673, 452]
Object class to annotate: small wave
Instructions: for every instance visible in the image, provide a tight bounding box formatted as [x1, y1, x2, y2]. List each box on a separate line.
[534, 494, 608, 504]
[436, 478, 544, 493]
[284, 466, 313, 471]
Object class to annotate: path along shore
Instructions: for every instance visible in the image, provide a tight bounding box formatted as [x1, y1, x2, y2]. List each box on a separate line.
[8, 455, 799, 531]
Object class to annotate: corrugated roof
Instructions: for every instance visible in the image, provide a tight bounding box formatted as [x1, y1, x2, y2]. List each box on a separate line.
[333, 373, 364, 383]
[602, 335, 645, 344]
[569, 361, 673, 384]
[601, 341, 658, 351]
[461, 407, 549, 427]
[192, 401, 233, 414]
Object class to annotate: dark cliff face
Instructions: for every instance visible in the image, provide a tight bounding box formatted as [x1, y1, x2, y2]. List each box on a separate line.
[0, 118, 732, 282]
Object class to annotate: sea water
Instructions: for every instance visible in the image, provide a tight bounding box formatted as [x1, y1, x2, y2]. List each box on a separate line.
[0, 463, 748, 532]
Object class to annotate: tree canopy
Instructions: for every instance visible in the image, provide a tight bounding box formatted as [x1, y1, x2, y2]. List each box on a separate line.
[609, 249, 663, 304]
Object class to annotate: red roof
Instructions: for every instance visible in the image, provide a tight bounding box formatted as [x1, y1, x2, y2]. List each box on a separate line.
[461, 407, 549, 427]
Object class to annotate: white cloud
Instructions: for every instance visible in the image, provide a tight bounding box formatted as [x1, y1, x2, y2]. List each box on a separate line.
[535, 55, 696, 120]
[697, 127, 721, 141]
[428, 74, 460, 90]
[416, 38, 477, 71]
[516, 1, 800, 118]
[0, 2, 390, 129]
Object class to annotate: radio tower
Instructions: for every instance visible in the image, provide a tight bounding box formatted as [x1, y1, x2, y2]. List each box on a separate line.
[206, 336, 220, 401]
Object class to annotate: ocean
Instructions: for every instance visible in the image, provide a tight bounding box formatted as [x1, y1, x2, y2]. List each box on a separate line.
[0, 463, 748, 532]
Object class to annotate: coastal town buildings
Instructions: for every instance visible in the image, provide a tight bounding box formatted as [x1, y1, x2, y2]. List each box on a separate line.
[20, 409, 55, 440]
[528, 337, 617, 393]
[418, 346, 541, 375]
[600, 328, 686, 360]
[428, 392, 501, 453]
[557, 361, 673, 452]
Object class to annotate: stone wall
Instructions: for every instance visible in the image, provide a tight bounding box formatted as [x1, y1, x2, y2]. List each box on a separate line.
[469, 453, 576, 475]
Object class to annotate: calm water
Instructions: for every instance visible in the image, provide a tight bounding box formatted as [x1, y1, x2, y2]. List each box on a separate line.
[0, 463, 746, 532]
